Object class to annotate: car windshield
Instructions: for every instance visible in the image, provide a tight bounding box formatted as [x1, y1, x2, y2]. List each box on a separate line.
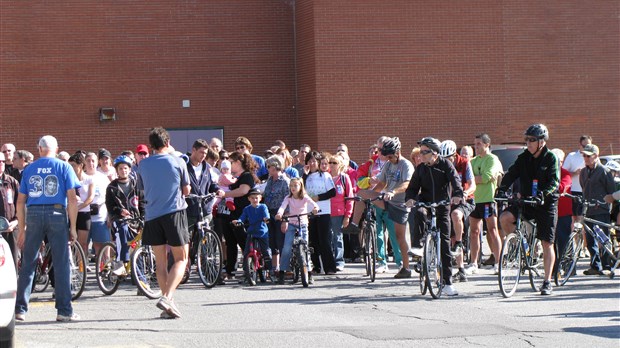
[492, 148, 525, 173]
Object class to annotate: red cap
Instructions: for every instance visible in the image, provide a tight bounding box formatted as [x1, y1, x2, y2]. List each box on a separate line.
[136, 144, 149, 154]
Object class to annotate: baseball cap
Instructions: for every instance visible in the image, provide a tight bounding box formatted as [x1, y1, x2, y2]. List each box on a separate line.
[98, 148, 112, 159]
[581, 144, 599, 156]
[247, 188, 262, 197]
[220, 159, 231, 170]
[136, 144, 149, 154]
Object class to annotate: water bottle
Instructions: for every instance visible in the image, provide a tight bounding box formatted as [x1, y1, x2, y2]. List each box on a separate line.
[593, 225, 610, 245]
[484, 204, 489, 219]
[523, 238, 530, 256]
[532, 179, 538, 197]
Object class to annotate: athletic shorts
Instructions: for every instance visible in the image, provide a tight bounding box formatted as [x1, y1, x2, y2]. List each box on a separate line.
[89, 221, 111, 243]
[143, 210, 190, 247]
[386, 202, 409, 225]
[451, 200, 475, 218]
[570, 191, 583, 216]
[76, 212, 91, 231]
[503, 204, 557, 243]
[470, 202, 498, 220]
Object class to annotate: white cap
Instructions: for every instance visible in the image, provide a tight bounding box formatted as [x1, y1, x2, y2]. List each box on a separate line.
[220, 159, 231, 170]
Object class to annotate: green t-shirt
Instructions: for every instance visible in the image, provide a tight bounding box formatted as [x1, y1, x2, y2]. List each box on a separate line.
[471, 153, 503, 203]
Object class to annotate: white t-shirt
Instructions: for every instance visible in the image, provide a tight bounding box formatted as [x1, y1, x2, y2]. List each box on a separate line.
[90, 171, 111, 222]
[563, 150, 584, 192]
[77, 174, 94, 213]
[305, 171, 335, 215]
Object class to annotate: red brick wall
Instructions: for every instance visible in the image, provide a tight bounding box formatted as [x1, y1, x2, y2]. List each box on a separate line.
[1, 1, 618, 166]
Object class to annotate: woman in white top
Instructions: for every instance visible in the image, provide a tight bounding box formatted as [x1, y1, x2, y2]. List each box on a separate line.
[69, 152, 95, 255]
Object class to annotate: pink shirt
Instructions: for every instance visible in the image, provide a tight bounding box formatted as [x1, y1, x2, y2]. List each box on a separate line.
[330, 173, 354, 217]
[277, 194, 319, 226]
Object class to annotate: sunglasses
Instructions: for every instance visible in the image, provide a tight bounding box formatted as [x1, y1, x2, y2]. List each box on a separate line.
[420, 150, 433, 155]
[329, 161, 339, 165]
[236, 145, 246, 150]
[221, 156, 229, 160]
[525, 137, 539, 143]
[582, 154, 593, 158]
[137, 152, 148, 156]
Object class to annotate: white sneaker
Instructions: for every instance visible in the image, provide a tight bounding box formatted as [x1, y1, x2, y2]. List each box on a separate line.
[376, 264, 389, 273]
[493, 264, 500, 275]
[408, 247, 423, 257]
[443, 284, 458, 296]
[112, 261, 126, 276]
[464, 263, 478, 275]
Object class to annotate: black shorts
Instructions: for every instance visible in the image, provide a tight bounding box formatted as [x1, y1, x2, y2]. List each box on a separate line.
[76, 212, 91, 231]
[503, 204, 557, 243]
[570, 191, 583, 216]
[385, 202, 409, 225]
[143, 210, 190, 247]
[451, 200, 475, 218]
[470, 202, 498, 220]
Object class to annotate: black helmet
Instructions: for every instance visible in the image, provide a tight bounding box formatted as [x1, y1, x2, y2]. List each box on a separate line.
[381, 137, 401, 156]
[418, 137, 441, 153]
[524, 124, 549, 141]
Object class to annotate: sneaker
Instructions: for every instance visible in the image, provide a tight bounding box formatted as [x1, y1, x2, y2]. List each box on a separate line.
[583, 268, 605, 276]
[376, 264, 389, 273]
[408, 247, 423, 258]
[451, 242, 464, 256]
[15, 313, 25, 322]
[160, 310, 174, 319]
[166, 299, 182, 319]
[336, 266, 345, 272]
[540, 281, 553, 295]
[464, 263, 478, 275]
[156, 296, 171, 312]
[56, 313, 81, 322]
[112, 260, 126, 276]
[452, 270, 468, 283]
[493, 264, 500, 275]
[308, 273, 314, 284]
[482, 255, 496, 266]
[443, 284, 458, 296]
[394, 267, 412, 279]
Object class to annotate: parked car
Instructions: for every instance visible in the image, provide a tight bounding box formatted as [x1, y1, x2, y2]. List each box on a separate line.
[490, 143, 527, 173]
[599, 154, 620, 166]
[0, 217, 16, 347]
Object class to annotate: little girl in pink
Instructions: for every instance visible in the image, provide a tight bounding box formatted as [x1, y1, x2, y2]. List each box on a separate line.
[218, 160, 237, 211]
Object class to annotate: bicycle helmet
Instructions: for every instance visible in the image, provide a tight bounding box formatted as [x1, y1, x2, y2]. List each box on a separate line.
[113, 155, 133, 168]
[417, 137, 441, 153]
[524, 123, 549, 141]
[380, 137, 401, 156]
[605, 160, 620, 173]
[439, 140, 457, 158]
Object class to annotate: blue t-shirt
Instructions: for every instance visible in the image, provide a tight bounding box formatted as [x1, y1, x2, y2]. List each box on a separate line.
[252, 154, 268, 178]
[19, 157, 81, 207]
[137, 153, 190, 221]
[238, 203, 269, 238]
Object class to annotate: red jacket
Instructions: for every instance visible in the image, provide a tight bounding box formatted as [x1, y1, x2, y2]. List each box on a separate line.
[558, 167, 572, 217]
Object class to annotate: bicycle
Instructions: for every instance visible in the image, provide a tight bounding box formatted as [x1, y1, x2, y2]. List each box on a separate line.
[95, 217, 142, 295]
[412, 200, 451, 299]
[281, 213, 315, 287]
[131, 237, 162, 299]
[496, 194, 544, 298]
[186, 193, 223, 288]
[555, 193, 620, 285]
[345, 194, 384, 282]
[28, 240, 86, 300]
[232, 219, 270, 286]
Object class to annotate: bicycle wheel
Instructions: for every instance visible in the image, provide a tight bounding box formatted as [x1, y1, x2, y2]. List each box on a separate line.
[528, 238, 545, 291]
[363, 226, 371, 278]
[131, 246, 161, 299]
[554, 231, 581, 286]
[197, 230, 223, 288]
[365, 224, 377, 282]
[245, 256, 257, 286]
[33, 262, 50, 293]
[418, 261, 427, 295]
[69, 242, 87, 300]
[424, 232, 442, 299]
[95, 242, 121, 295]
[499, 232, 522, 298]
[299, 245, 309, 287]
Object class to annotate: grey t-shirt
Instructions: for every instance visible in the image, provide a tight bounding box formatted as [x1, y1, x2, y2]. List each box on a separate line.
[137, 153, 190, 221]
[376, 157, 414, 207]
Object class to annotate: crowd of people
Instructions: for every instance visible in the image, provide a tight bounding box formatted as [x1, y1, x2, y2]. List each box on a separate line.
[3, 124, 620, 321]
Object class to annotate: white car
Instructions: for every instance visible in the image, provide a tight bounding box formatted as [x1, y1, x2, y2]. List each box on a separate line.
[0, 217, 16, 347]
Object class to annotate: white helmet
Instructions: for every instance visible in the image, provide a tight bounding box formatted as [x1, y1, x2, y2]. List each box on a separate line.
[439, 140, 457, 158]
[605, 160, 620, 172]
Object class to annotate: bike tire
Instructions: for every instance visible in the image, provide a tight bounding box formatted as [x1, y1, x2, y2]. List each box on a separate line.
[554, 231, 581, 286]
[95, 242, 122, 295]
[499, 232, 522, 298]
[33, 262, 50, 293]
[528, 237, 545, 292]
[418, 261, 427, 295]
[131, 246, 162, 299]
[365, 224, 376, 282]
[424, 232, 442, 299]
[197, 230, 223, 289]
[245, 256, 257, 286]
[69, 242, 87, 301]
[299, 246, 309, 287]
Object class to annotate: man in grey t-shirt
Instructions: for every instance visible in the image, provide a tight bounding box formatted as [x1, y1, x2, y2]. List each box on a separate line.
[137, 127, 190, 319]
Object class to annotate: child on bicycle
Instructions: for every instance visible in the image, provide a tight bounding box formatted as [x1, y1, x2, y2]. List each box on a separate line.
[105, 155, 144, 275]
[275, 178, 319, 284]
[232, 188, 272, 282]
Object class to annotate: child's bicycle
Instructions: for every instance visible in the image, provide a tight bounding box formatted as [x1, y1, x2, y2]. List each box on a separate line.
[411, 200, 451, 299]
[345, 194, 384, 282]
[495, 194, 543, 298]
[555, 193, 620, 285]
[281, 213, 315, 287]
[231, 219, 270, 286]
[95, 217, 143, 295]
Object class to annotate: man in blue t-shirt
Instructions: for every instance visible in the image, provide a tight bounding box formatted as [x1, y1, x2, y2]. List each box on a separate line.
[137, 127, 190, 319]
[15, 135, 81, 322]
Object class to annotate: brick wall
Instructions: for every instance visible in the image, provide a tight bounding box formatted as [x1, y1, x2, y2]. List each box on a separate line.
[1, 1, 618, 166]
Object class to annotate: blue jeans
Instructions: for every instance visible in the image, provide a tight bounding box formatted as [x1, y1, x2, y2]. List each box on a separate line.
[331, 216, 345, 269]
[280, 223, 308, 272]
[585, 213, 611, 271]
[374, 206, 401, 267]
[16, 205, 73, 317]
[113, 221, 131, 262]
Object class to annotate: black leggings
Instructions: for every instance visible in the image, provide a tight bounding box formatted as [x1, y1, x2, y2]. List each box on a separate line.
[413, 205, 453, 285]
[217, 215, 247, 275]
[309, 214, 336, 274]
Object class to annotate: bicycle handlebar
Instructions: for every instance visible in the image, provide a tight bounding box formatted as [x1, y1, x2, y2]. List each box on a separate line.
[279, 211, 321, 222]
[561, 193, 606, 207]
[345, 193, 385, 203]
[495, 195, 540, 206]
[413, 200, 451, 209]
[186, 193, 218, 202]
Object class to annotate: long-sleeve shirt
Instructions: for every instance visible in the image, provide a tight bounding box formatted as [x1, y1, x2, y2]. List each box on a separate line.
[238, 203, 269, 238]
[277, 194, 319, 226]
[579, 162, 616, 216]
[406, 157, 463, 203]
[330, 173, 354, 218]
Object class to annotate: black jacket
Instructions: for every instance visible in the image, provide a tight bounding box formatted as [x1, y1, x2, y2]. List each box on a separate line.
[405, 157, 463, 203]
[105, 177, 145, 221]
[185, 161, 220, 218]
